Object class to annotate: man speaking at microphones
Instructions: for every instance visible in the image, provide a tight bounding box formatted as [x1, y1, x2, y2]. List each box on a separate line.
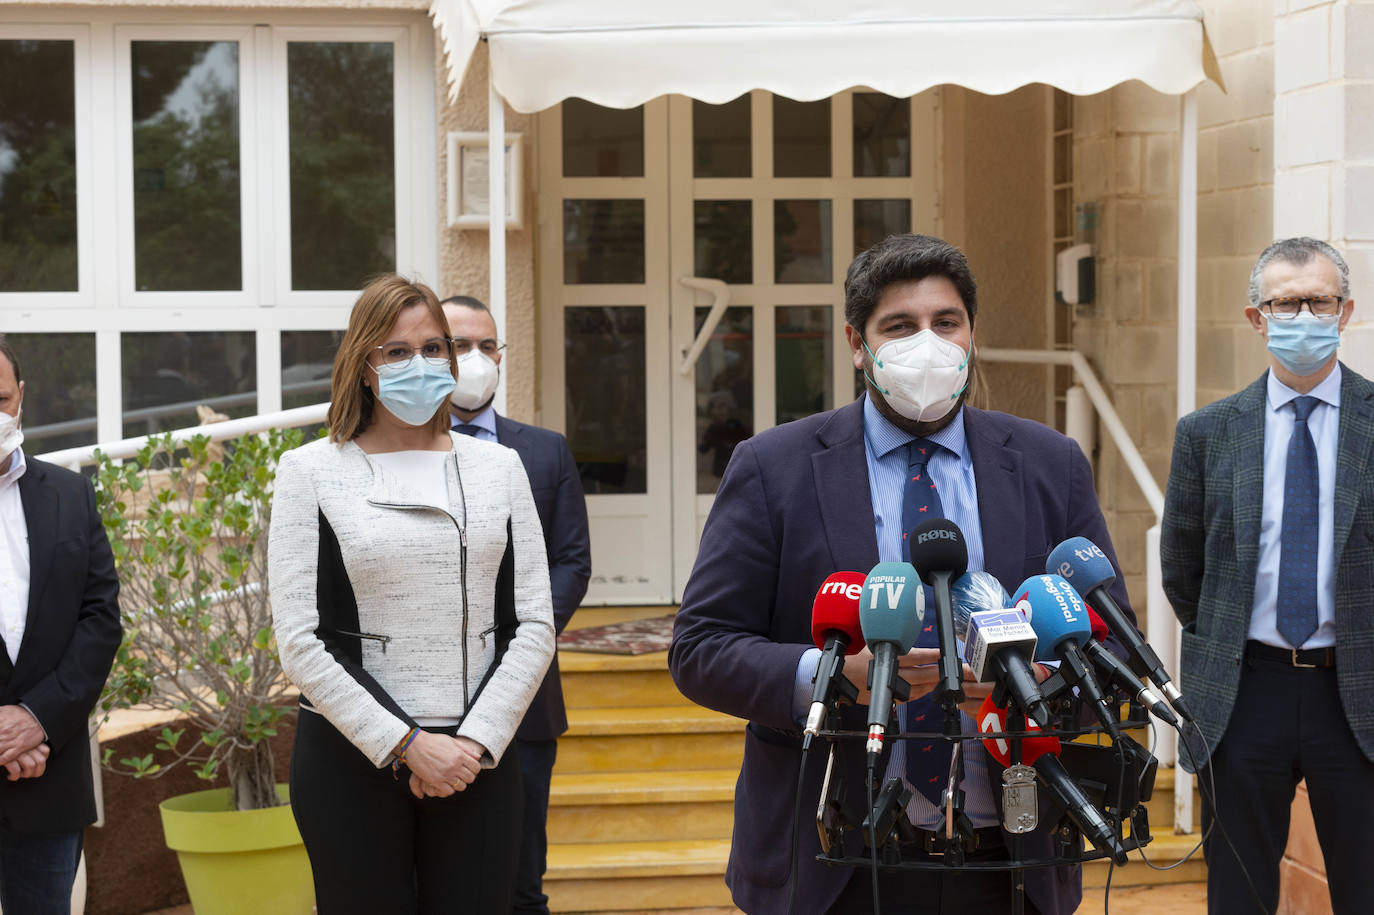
[669, 234, 1135, 915]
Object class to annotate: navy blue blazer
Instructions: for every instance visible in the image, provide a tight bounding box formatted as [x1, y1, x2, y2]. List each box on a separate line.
[2, 456, 121, 834]
[494, 415, 591, 742]
[669, 398, 1135, 915]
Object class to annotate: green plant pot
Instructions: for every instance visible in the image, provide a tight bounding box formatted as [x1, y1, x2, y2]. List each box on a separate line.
[159, 784, 313, 915]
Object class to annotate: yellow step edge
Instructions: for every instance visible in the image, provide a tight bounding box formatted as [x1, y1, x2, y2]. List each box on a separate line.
[547, 839, 731, 881]
[560, 650, 673, 673]
[565, 705, 744, 737]
[551, 769, 737, 806]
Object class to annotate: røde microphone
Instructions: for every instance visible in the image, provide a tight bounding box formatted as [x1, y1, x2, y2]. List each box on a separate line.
[859, 562, 924, 756]
[978, 696, 1129, 866]
[804, 572, 868, 748]
[1047, 537, 1194, 723]
[1014, 574, 1121, 743]
[950, 571, 1051, 729]
[909, 519, 968, 722]
[1082, 607, 1178, 728]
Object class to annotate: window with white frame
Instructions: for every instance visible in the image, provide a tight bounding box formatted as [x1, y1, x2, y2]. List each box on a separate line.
[0, 11, 437, 455]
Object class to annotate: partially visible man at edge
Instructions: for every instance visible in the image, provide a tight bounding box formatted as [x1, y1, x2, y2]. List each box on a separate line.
[441, 296, 592, 915]
[669, 234, 1136, 914]
[0, 336, 122, 914]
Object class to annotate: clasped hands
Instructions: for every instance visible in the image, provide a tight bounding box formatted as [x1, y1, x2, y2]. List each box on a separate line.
[399, 731, 487, 800]
[0, 705, 49, 782]
[841, 646, 1048, 718]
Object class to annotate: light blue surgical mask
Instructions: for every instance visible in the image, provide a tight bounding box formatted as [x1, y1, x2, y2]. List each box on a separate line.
[1263, 312, 1341, 376]
[371, 357, 456, 425]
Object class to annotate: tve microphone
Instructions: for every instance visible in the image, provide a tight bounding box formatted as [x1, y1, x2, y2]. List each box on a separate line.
[1048, 538, 1193, 722]
[909, 519, 969, 721]
[978, 696, 1129, 865]
[1015, 574, 1120, 743]
[950, 571, 1051, 729]
[1081, 607, 1178, 727]
[804, 572, 868, 747]
[859, 562, 924, 756]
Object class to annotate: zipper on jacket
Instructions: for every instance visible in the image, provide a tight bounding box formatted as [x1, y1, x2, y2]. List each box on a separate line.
[478, 622, 499, 647]
[336, 630, 392, 654]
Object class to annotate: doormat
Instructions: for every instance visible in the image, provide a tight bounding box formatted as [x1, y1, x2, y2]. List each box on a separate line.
[558, 614, 676, 655]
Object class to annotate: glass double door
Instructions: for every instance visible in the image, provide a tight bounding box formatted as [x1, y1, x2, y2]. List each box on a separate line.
[539, 91, 937, 604]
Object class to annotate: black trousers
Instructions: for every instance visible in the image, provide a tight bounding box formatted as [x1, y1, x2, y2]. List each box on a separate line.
[1201, 656, 1374, 914]
[290, 711, 523, 915]
[512, 737, 558, 915]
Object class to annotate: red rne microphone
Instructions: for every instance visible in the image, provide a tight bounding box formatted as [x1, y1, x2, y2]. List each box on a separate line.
[1085, 606, 1110, 643]
[804, 572, 867, 745]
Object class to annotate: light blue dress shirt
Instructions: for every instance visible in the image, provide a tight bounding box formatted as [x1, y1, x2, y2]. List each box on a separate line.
[1249, 366, 1341, 649]
[451, 405, 499, 443]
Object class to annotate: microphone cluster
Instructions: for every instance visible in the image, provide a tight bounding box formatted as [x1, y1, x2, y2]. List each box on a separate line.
[804, 521, 1193, 868]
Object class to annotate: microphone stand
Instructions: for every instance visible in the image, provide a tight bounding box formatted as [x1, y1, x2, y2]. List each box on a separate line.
[1007, 708, 1026, 915]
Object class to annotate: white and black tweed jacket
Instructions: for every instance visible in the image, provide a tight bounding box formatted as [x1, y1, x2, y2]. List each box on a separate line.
[268, 433, 556, 768]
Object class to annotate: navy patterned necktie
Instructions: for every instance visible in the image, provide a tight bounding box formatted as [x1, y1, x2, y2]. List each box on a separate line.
[1277, 396, 1321, 649]
[900, 439, 953, 805]
[454, 423, 482, 437]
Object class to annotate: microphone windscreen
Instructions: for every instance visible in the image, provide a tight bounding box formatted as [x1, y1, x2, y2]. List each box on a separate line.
[976, 693, 1060, 768]
[1012, 574, 1091, 661]
[1085, 606, 1110, 643]
[951, 571, 1011, 617]
[859, 562, 924, 651]
[1046, 537, 1116, 593]
[909, 518, 968, 585]
[811, 572, 867, 653]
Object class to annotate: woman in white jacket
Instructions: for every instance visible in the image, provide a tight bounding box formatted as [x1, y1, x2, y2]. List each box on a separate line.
[269, 275, 555, 913]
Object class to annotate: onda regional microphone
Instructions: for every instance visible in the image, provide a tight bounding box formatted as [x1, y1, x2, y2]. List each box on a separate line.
[859, 562, 924, 756]
[1047, 538, 1193, 723]
[804, 572, 868, 748]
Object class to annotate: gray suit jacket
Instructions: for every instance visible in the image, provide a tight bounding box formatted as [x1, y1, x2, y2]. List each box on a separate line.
[1161, 363, 1374, 772]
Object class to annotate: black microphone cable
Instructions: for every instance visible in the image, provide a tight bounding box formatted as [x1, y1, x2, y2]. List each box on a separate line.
[867, 756, 880, 914]
[784, 741, 812, 915]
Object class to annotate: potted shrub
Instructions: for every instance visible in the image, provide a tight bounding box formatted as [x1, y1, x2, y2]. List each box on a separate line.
[94, 427, 313, 915]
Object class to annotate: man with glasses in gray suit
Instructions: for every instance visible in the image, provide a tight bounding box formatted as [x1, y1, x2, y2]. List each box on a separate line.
[1162, 237, 1374, 913]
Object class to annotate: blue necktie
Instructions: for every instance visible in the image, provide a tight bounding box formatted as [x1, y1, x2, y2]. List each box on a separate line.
[1277, 396, 1321, 649]
[900, 439, 952, 805]
[454, 423, 482, 437]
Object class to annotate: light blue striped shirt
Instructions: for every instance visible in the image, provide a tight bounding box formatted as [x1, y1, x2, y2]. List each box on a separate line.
[1249, 365, 1341, 649]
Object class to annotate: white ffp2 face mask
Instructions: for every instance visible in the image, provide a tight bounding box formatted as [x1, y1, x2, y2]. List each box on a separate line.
[0, 410, 22, 463]
[450, 350, 500, 411]
[863, 330, 970, 423]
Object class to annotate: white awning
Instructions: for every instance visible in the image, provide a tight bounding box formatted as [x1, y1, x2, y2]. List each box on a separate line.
[430, 0, 1221, 111]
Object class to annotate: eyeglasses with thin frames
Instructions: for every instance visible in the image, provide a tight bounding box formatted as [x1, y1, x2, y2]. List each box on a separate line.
[451, 337, 506, 358]
[372, 337, 454, 368]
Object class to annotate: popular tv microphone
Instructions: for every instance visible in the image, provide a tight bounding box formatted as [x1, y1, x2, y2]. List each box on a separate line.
[804, 572, 868, 748]
[859, 562, 924, 756]
[909, 519, 968, 724]
[1014, 574, 1120, 742]
[949, 571, 1051, 729]
[1082, 607, 1178, 728]
[1047, 537, 1193, 723]
[978, 695, 1129, 865]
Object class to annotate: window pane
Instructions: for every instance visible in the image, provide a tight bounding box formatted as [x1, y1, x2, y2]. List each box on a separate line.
[0, 40, 77, 292]
[562, 100, 643, 177]
[694, 200, 752, 285]
[288, 42, 394, 291]
[852, 93, 909, 178]
[281, 330, 343, 410]
[3, 333, 95, 454]
[121, 331, 256, 437]
[564, 307, 645, 494]
[132, 40, 242, 291]
[773, 97, 830, 178]
[695, 307, 752, 494]
[694, 96, 750, 178]
[854, 199, 910, 255]
[774, 199, 832, 284]
[776, 306, 832, 425]
[563, 199, 645, 284]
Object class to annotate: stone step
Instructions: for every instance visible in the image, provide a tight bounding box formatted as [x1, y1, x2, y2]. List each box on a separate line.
[556, 705, 745, 773]
[560, 650, 694, 709]
[548, 769, 736, 844]
[546, 839, 733, 913]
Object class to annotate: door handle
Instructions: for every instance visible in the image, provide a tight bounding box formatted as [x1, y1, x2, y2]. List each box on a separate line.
[677, 276, 730, 376]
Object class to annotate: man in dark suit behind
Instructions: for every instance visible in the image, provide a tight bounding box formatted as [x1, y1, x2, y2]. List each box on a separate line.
[0, 337, 121, 914]
[441, 297, 591, 915]
[1162, 237, 1374, 912]
[669, 235, 1135, 914]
